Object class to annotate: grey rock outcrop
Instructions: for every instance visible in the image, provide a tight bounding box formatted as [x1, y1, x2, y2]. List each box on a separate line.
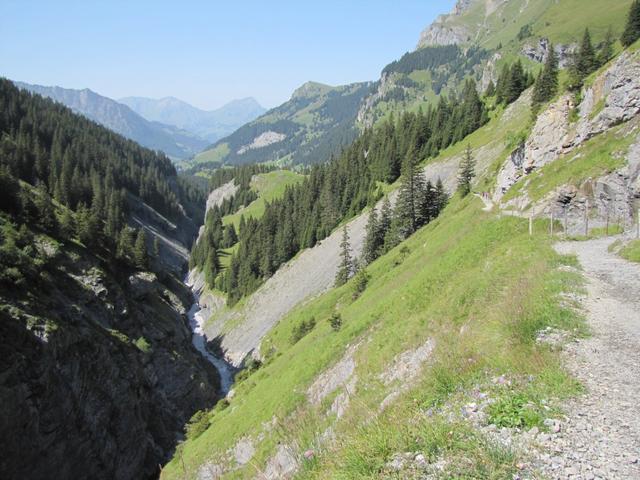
[194, 180, 239, 247]
[521, 38, 577, 69]
[418, 20, 470, 48]
[479, 52, 502, 93]
[0, 253, 220, 480]
[577, 51, 640, 142]
[416, 0, 473, 48]
[495, 50, 640, 204]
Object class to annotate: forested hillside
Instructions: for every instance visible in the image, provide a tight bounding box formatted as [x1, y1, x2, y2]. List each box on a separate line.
[0, 78, 205, 266]
[0, 79, 218, 480]
[190, 74, 530, 303]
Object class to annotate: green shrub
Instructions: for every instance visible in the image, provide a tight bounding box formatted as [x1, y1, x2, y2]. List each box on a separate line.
[329, 312, 343, 331]
[235, 357, 263, 383]
[487, 392, 543, 429]
[620, 239, 640, 263]
[185, 410, 210, 440]
[290, 316, 316, 344]
[393, 246, 411, 267]
[134, 336, 151, 353]
[213, 398, 230, 413]
[352, 269, 370, 300]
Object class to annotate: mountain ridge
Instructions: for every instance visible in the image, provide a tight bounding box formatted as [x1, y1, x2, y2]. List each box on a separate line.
[119, 95, 266, 144]
[14, 81, 209, 160]
[189, 80, 372, 169]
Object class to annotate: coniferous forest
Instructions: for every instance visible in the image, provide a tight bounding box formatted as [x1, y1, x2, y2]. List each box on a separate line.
[0, 78, 203, 274]
[191, 78, 490, 304]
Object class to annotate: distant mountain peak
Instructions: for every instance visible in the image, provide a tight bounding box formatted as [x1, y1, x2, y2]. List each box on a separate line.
[291, 81, 332, 99]
[119, 95, 266, 143]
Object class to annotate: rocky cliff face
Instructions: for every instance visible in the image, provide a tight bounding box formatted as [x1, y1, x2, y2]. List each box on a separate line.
[416, 0, 473, 48]
[495, 50, 640, 231]
[0, 227, 220, 479]
[520, 38, 577, 69]
[496, 50, 640, 201]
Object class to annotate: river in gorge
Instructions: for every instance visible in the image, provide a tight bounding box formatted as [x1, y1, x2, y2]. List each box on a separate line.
[186, 289, 235, 395]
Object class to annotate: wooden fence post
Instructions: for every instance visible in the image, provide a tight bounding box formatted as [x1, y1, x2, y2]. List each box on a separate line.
[584, 200, 589, 237]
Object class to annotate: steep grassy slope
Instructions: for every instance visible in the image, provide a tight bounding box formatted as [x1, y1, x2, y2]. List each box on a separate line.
[222, 170, 305, 228]
[419, 0, 631, 49]
[162, 190, 583, 480]
[189, 82, 372, 169]
[164, 3, 639, 477]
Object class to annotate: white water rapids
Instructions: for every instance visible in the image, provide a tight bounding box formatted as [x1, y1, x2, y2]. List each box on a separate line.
[186, 292, 235, 395]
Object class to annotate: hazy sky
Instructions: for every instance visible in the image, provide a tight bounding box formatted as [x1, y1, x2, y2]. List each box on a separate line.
[0, 1, 454, 110]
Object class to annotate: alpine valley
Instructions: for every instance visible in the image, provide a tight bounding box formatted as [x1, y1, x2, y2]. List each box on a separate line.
[2, 1, 640, 479]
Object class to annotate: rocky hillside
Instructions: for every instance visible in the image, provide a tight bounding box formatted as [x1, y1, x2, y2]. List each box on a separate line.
[15, 82, 209, 160]
[120, 96, 266, 143]
[0, 220, 219, 480]
[188, 81, 372, 169]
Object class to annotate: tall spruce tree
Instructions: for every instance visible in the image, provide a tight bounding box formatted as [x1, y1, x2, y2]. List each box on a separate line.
[335, 226, 353, 287]
[133, 228, 149, 269]
[622, 0, 640, 47]
[116, 226, 134, 261]
[495, 64, 511, 104]
[204, 249, 220, 287]
[34, 181, 58, 232]
[532, 43, 559, 109]
[434, 178, 448, 213]
[222, 224, 238, 248]
[598, 27, 615, 66]
[396, 147, 426, 236]
[576, 28, 597, 78]
[485, 79, 496, 97]
[505, 60, 526, 104]
[457, 144, 476, 197]
[363, 207, 381, 264]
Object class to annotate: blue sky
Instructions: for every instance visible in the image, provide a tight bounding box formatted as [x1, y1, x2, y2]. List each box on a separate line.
[0, 1, 454, 109]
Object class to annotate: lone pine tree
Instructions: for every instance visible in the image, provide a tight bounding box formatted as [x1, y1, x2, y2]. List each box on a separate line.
[363, 207, 382, 265]
[532, 43, 559, 109]
[335, 226, 353, 287]
[396, 147, 426, 236]
[457, 144, 476, 197]
[622, 0, 640, 47]
[134, 228, 149, 269]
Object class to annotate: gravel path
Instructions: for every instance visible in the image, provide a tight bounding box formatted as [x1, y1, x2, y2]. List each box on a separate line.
[537, 237, 640, 479]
